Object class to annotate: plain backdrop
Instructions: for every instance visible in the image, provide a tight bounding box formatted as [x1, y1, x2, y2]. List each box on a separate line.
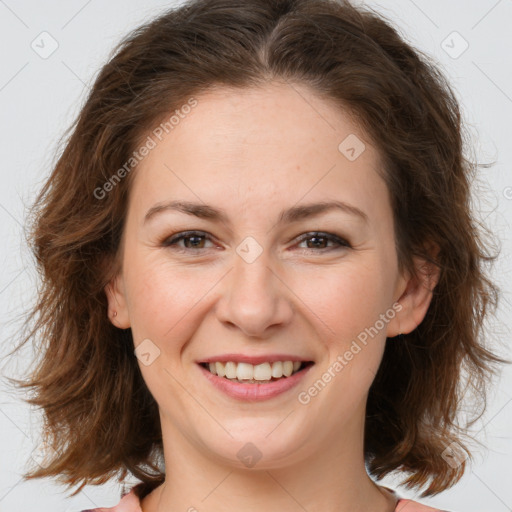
[0, 1, 511, 511]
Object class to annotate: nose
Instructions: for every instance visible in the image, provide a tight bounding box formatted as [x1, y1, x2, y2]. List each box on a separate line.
[215, 248, 294, 338]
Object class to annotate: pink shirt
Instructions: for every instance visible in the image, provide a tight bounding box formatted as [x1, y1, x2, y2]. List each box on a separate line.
[79, 485, 452, 511]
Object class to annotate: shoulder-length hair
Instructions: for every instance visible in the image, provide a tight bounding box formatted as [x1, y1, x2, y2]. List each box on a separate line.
[7, 0, 509, 500]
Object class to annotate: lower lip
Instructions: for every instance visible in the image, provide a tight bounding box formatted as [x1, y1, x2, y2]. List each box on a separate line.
[198, 363, 314, 402]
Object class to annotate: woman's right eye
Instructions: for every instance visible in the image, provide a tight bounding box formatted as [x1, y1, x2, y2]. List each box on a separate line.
[161, 231, 216, 251]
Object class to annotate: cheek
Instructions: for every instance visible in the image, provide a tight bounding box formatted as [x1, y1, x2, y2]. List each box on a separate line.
[292, 260, 389, 345]
[124, 254, 215, 345]
[297, 266, 391, 410]
[123, 258, 218, 407]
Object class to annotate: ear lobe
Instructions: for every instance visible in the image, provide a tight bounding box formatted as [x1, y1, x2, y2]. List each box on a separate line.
[104, 273, 131, 328]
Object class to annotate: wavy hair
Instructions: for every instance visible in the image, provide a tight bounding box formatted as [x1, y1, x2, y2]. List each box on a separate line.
[6, 0, 509, 500]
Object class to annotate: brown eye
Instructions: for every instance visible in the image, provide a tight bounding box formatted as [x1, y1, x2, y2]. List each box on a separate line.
[296, 232, 351, 251]
[162, 231, 215, 250]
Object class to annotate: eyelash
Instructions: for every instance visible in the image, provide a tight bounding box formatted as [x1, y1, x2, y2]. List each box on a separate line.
[161, 230, 352, 253]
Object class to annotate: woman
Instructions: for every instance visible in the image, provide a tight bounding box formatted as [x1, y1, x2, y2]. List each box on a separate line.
[9, 0, 508, 511]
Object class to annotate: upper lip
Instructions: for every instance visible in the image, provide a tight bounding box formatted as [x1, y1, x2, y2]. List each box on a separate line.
[198, 354, 314, 365]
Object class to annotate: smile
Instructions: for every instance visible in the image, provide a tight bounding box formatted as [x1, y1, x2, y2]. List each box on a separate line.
[199, 360, 313, 383]
[197, 360, 315, 401]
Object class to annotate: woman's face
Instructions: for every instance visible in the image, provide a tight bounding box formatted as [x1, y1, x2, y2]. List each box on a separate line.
[107, 82, 417, 469]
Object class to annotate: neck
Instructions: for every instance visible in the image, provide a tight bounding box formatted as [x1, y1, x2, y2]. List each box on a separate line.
[140, 412, 397, 512]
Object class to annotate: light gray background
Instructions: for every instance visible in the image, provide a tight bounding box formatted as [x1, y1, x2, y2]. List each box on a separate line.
[0, 1, 511, 511]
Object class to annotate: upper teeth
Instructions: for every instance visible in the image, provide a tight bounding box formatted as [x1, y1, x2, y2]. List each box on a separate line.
[207, 361, 302, 380]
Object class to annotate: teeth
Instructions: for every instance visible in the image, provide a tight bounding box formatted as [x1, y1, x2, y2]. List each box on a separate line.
[204, 360, 305, 382]
[236, 362, 254, 380]
[216, 362, 225, 377]
[253, 362, 272, 380]
[283, 361, 294, 377]
[271, 361, 283, 378]
[225, 361, 237, 379]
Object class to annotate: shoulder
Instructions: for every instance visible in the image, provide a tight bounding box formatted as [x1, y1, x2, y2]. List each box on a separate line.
[78, 488, 142, 512]
[396, 498, 454, 511]
[380, 486, 453, 512]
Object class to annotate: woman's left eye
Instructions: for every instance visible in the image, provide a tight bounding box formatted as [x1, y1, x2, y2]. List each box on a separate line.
[295, 232, 351, 251]
[161, 231, 350, 252]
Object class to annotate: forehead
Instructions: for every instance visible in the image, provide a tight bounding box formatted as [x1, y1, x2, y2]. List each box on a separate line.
[128, 82, 390, 227]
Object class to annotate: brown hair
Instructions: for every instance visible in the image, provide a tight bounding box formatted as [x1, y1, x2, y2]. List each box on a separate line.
[6, 0, 509, 500]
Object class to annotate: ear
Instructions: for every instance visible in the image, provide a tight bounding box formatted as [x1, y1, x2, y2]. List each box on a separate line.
[388, 244, 441, 337]
[104, 271, 131, 329]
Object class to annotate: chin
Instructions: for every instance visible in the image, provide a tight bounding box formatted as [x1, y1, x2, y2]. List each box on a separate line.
[199, 422, 312, 470]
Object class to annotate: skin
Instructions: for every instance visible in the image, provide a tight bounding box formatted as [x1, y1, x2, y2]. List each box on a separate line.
[106, 81, 439, 512]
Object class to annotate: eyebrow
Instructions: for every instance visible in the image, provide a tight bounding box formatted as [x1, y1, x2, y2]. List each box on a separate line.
[143, 199, 369, 226]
